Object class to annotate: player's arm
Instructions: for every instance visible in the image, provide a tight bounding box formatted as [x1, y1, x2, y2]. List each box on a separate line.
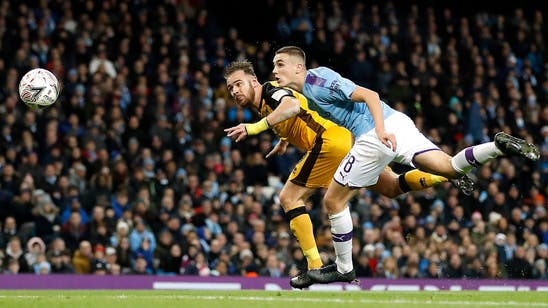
[266, 138, 289, 158]
[262, 95, 300, 129]
[351, 86, 397, 151]
[225, 96, 300, 142]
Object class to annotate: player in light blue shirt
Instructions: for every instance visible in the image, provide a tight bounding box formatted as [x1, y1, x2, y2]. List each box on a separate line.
[300, 66, 396, 138]
[272, 46, 540, 286]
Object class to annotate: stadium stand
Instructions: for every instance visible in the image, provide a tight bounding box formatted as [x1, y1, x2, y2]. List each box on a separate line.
[0, 0, 546, 280]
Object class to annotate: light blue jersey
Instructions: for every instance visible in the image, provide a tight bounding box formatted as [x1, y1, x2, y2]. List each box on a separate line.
[302, 67, 395, 137]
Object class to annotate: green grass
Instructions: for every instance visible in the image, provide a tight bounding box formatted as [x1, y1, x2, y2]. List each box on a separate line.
[1, 290, 547, 308]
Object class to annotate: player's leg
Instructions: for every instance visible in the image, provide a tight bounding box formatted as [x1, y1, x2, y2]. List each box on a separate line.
[385, 112, 460, 178]
[413, 132, 540, 178]
[369, 166, 449, 198]
[309, 132, 395, 284]
[447, 132, 539, 173]
[278, 182, 321, 270]
[388, 112, 539, 180]
[287, 125, 352, 288]
[281, 183, 324, 289]
[306, 180, 358, 284]
[370, 166, 475, 196]
[413, 150, 462, 178]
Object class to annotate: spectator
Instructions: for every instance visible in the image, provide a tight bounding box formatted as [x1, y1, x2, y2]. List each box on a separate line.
[61, 211, 87, 251]
[72, 240, 93, 274]
[115, 236, 132, 274]
[1, 216, 20, 247]
[506, 246, 533, 279]
[532, 259, 547, 279]
[355, 252, 373, 277]
[104, 246, 118, 273]
[465, 258, 485, 279]
[133, 238, 155, 274]
[183, 251, 211, 277]
[110, 220, 130, 247]
[24, 236, 46, 269]
[259, 254, 283, 278]
[3, 236, 30, 273]
[442, 254, 464, 278]
[425, 261, 441, 279]
[129, 218, 156, 253]
[158, 243, 183, 275]
[3, 258, 21, 274]
[49, 250, 75, 274]
[89, 44, 117, 79]
[32, 200, 61, 245]
[33, 253, 52, 275]
[131, 254, 152, 275]
[6, 189, 34, 226]
[379, 256, 399, 279]
[92, 259, 108, 275]
[87, 206, 112, 248]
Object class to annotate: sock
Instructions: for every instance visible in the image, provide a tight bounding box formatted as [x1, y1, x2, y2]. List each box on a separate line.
[286, 207, 323, 269]
[451, 142, 502, 174]
[398, 169, 448, 192]
[329, 206, 353, 273]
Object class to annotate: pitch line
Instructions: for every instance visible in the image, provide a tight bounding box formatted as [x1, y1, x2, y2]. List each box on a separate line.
[1, 295, 548, 307]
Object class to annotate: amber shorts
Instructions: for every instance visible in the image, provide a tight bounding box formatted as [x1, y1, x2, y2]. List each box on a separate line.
[289, 125, 352, 188]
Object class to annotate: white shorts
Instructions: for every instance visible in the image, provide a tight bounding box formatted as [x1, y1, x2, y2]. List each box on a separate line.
[333, 111, 440, 188]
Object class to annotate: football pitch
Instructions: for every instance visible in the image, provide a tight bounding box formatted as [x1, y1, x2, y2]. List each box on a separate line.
[1, 290, 547, 308]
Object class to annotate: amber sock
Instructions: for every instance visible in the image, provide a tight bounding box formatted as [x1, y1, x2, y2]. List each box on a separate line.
[286, 206, 323, 269]
[399, 169, 448, 192]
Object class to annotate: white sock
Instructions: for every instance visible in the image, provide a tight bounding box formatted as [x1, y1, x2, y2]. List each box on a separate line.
[450, 142, 502, 174]
[329, 206, 353, 274]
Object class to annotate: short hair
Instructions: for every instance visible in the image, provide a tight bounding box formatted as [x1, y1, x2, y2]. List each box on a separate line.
[223, 60, 256, 79]
[275, 46, 306, 64]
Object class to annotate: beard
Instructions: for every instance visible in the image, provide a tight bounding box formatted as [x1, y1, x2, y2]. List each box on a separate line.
[235, 80, 255, 107]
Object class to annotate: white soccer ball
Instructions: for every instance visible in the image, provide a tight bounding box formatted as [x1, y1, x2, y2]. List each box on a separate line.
[18, 68, 60, 110]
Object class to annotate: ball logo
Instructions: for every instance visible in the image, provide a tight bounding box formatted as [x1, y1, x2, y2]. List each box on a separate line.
[28, 86, 46, 102]
[18, 68, 60, 109]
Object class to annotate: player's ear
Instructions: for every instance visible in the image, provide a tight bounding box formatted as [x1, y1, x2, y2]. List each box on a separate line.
[251, 77, 260, 87]
[295, 63, 304, 74]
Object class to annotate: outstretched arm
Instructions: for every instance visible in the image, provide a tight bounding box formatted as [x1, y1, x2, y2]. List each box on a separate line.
[224, 96, 300, 142]
[351, 86, 397, 151]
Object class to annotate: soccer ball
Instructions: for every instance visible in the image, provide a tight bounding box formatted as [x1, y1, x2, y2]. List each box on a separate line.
[18, 68, 60, 110]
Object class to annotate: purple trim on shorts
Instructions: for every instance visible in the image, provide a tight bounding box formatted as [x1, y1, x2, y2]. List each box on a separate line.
[465, 147, 481, 167]
[305, 74, 326, 87]
[333, 178, 361, 190]
[411, 148, 441, 166]
[332, 231, 353, 242]
[333, 177, 344, 186]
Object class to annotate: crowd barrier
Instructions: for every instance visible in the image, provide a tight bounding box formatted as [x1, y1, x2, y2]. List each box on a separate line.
[1, 275, 548, 291]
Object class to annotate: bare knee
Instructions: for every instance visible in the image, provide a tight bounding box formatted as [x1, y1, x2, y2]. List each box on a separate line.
[279, 190, 297, 212]
[279, 186, 313, 212]
[323, 193, 345, 214]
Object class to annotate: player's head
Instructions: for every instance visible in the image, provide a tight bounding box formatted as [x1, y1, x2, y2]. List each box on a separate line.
[224, 60, 260, 108]
[273, 46, 306, 89]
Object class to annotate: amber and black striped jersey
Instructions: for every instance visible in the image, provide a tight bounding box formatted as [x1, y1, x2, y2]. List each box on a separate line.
[259, 81, 338, 151]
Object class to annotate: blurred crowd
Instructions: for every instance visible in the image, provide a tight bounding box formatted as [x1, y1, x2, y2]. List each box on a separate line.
[0, 0, 546, 279]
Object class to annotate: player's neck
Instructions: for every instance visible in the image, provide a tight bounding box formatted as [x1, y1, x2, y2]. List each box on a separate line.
[295, 70, 306, 91]
[252, 84, 263, 109]
[290, 78, 305, 92]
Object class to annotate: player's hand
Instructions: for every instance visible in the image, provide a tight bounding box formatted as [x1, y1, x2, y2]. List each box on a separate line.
[377, 130, 397, 151]
[266, 139, 289, 158]
[224, 124, 249, 142]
